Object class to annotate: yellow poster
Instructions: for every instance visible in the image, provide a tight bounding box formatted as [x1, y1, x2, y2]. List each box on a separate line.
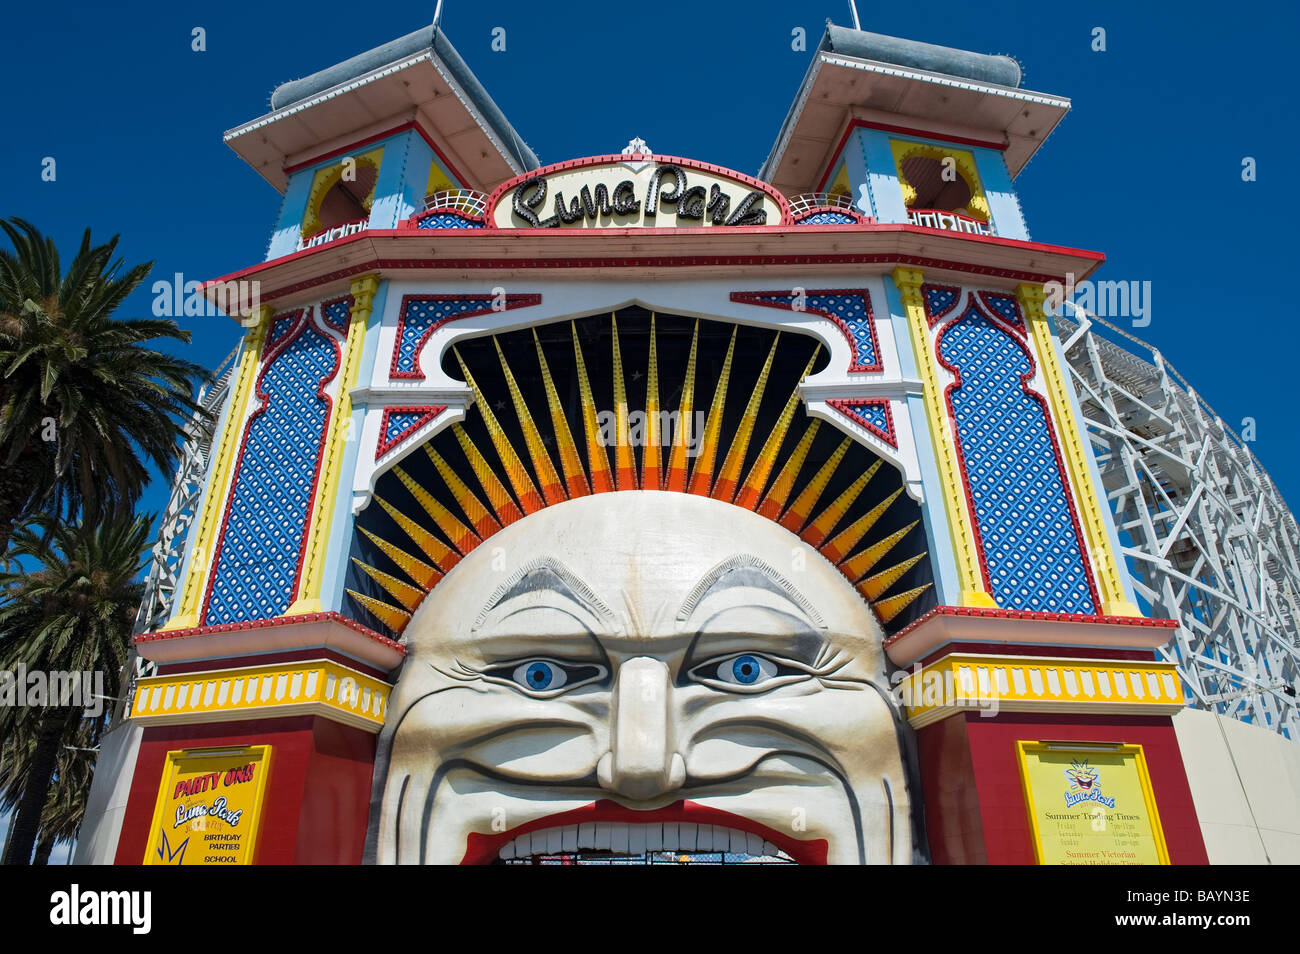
[1017, 742, 1169, 865]
[143, 746, 271, 865]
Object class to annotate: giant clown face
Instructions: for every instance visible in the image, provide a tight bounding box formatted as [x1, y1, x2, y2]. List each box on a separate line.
[370, 491, 913, 864]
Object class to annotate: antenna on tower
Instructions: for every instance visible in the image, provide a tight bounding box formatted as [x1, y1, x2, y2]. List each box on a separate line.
[848, 0, 862, 30]
[433, 0, 445, 29]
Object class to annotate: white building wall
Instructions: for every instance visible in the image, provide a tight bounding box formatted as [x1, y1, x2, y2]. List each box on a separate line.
[1173, 707, 1300, 863]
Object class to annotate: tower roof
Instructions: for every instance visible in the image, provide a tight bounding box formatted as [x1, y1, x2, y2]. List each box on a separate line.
[761, 23, 1069, 195]
[224, 25, 539, 193]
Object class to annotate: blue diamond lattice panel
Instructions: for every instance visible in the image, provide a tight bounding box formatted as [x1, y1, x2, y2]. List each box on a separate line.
[936, 301, 1099, 614]
[828, 398, 897, 447]
[977, 291, 1026, 336]
[202, 308, 345, 624]
[391, 294, 542, 380]
[731, 290, 882, 372]
[795, 210, 858, 225]
[922, 284, 960, 327]
[417, 213, 485, 229]
[376, 405, 446, 459]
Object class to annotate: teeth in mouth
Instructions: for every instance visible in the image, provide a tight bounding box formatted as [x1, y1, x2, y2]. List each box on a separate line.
[498, 823, 785, 859]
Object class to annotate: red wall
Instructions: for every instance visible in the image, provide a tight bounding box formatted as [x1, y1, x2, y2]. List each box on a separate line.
[116, 716, 375, 865]
[918, 712, 1208, 865]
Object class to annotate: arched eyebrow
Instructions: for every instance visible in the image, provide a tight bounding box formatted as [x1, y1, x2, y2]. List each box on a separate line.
[675, 554, 826, 630]
[471, 556, 617, 633]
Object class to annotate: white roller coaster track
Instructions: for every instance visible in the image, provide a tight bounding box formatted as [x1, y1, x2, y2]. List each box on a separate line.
[114, 345, 239, 724]
[1057, 306, 1299, 739]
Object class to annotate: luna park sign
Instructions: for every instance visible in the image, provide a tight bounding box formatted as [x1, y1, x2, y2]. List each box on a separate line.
[489, 155, 788, 229]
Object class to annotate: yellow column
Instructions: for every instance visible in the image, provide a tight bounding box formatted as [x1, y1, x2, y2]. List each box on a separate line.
[892, 267, 997, 608]
[286, 274, 380, 616]
[161, 306, 272, 631]
[1017, 283, 1141, 617]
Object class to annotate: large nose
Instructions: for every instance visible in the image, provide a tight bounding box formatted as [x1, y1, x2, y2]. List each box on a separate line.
[597, 656, 686, 800]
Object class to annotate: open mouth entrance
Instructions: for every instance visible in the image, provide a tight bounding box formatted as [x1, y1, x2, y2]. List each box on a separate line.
[493, 822, 796, 864]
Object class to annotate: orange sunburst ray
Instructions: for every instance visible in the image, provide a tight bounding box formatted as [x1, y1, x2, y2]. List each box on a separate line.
[821, 486, 905, 564]
[735, 349, 818, 511]
[456, 348, 545, 513]
[840, 519, 919, 583]
[858, 552, 928, 602]
[393, 465, 481, 556]
[373, 494, 459, 572]
[425, 444, 500, 539]
[358, 526, 441, 590]
[779, 436, 851, 533]
[801, 460, 882, 548]
[452, 424, 524, 527]
[611, 314, 638, 490]
[352, 558, 425, 612]
[642, 314, 662, 490]
[346, 589, 411, 634]
[757, 418, 821, 520]
[872, 583, 932, 624]
[571, 321, 614, 494]
[533, 328, 590, 498]
[712, 333, 780, 503]
[663, 321, 700, 493]
[687, 326, 738, 496]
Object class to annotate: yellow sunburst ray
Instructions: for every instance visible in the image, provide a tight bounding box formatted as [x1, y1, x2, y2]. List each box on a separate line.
[425, 444, 499, 539]
[351, 558, 425, 612]
[757, 418, 820, 520]
[712, 333, 780, 503]
[735, 350, 818, 511]
[642, 314, 662, 491]
[610, 314, 638, 490]
[801, 459, 882, 548]
[839, 519, 919, 583]
[494, 337, 566, 506]
[455, 348, 545, 514]
[821, 486, 905, 563]
[572, 321, 614, 494]
[872, 583, 932, 624]
[394, 465, 480, 556]
[687, 326, 738, 496]
[779, 436, 851, 533]
[533, 328, 590, 498]
[373, 494, 459, 572]
[857, 552, 927, 602]
[664, 321, 700, 493]
[346, 589, 412, 634]
[358, 526, 440, 590]
[453, 424, 524, 526]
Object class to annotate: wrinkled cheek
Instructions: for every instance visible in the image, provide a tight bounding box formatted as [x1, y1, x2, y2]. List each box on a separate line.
[387, 692, 605, 781]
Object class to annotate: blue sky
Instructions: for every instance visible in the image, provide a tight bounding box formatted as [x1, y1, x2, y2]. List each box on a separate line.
[2, 0, 1296, 519]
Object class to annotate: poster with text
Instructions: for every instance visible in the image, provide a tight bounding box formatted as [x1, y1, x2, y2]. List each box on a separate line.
[1017, 742, 1169, 865]
[143, 745, 271, 865]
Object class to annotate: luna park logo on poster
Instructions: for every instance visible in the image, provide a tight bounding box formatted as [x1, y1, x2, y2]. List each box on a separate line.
[1062, 759, 1116, 809]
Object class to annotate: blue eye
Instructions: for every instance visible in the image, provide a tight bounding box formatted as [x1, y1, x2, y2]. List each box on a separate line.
[715, 653, 778, 687]
[489, 659, 606, 695]
[514, 661, 565, 692]
[731, 655, 762, 684]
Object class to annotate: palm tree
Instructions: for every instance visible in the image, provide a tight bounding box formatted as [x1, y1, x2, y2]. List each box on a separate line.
[0, 713, 101, 864]
[0, 513, 148, 864]
[0, 217, 208, 555]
